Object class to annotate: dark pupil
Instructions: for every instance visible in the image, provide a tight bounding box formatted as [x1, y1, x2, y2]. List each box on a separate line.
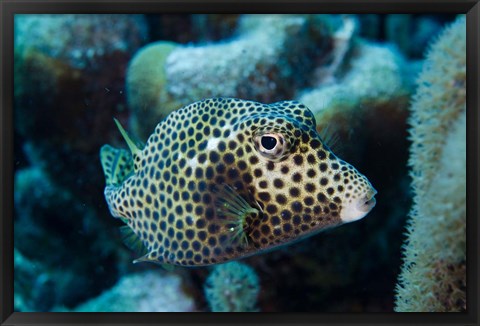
[261, 136, 277, 150]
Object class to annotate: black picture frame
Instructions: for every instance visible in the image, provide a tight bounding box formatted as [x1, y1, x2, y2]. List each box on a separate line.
[1, 1, 479, 325]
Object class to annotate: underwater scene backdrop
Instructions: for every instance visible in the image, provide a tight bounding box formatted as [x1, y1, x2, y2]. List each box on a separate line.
[13, 14, 466, 312]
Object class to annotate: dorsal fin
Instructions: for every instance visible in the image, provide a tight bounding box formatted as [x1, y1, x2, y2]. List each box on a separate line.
[100, 145, 134, 186]
[318, 123, 343, 156]
[113, 118, 143, 171]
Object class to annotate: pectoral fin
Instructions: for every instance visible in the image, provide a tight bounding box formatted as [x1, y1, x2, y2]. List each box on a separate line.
[214, 184, 260, 247]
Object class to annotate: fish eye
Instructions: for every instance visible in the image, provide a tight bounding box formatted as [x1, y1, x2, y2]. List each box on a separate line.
[261, 135, 277, 150]
[255, 133, 286, 160]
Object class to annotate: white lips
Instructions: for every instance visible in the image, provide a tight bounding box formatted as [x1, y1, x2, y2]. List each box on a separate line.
[340, 189, 377, 223]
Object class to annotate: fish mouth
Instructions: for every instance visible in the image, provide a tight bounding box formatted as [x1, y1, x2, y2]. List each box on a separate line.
[356, 188, 377, 213]
[340, 188, 377, 223]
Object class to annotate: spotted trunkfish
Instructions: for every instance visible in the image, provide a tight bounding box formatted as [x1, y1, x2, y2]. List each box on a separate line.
[100, 97, 377, 266]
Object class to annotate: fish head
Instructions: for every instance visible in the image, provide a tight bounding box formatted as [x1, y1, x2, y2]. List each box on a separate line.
[235, 100, 377, 244]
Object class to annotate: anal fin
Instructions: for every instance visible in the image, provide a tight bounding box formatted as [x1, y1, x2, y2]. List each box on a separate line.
[119, 225, 149, 257]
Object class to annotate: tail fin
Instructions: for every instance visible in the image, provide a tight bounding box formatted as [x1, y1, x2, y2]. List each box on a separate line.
[100, 145, 134, 186]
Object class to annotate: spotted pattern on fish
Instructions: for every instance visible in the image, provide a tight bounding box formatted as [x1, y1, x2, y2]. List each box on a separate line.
[100, 98, 377, 266]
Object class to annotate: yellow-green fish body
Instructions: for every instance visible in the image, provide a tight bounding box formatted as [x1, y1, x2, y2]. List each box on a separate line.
[100, 98, 377, 266]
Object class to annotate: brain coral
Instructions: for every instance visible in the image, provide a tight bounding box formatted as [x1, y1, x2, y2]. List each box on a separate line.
[395, 15, 466, 312]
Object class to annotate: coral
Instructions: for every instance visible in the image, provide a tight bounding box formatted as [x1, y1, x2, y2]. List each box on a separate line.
[312, 15, 357, 85]
[395, 15, 466, 312]
[204, 262, 260, 312]
[166, 14, 333, 102]
[126, 14, 341, 138]
[299, 40, 414, 161]
[15, 14, 148, 69]
[126, 41, 181, 140]
[62, 271, 195, 312]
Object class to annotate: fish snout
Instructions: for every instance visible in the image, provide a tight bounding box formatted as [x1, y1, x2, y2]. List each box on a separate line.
[357, 188, 377, 213]
[339, 187, 377, 223]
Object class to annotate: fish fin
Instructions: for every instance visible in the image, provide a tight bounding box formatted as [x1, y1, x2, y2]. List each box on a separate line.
[132, 252, 169, 267]
[100, 145, 134, 186]
[133, 255, 175, 271]
[119, 225, 149, 257]
[159, 264, 176, 272]
[214, 184, 259, 247]
[132, 254, 154, 264]
[113, 118, 143, 171]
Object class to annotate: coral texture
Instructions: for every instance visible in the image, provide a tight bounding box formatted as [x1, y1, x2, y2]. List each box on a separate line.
[126, 41, 181, 140]
[15, 14, 148, 69]
[64, 271, 195, 312]
[299, 41, 412, 126]
[395, 15, 466, 312]
[298, 40, 414, 164]
[204, 262, 260, 312]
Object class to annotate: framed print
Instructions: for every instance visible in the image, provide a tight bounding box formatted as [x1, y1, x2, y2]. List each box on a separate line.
[1, 1, 478, 325]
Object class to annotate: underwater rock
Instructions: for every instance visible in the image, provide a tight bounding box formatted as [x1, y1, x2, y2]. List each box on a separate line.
[204, 262, 260, 312]
[14, 167, 122, 310]
[126, 14, 341, 140]
[67, 271, 195, 312]
[395, 15, 466, 312]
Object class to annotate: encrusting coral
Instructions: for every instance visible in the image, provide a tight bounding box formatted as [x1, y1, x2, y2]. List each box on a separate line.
[394, 15, 466, 312]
